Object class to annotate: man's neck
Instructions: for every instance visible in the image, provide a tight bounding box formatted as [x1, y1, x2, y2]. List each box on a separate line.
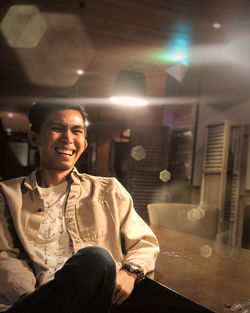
[36, 167, 72, 187]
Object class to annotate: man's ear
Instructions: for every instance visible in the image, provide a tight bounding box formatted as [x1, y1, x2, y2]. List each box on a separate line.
[28, 130, 39, 147]
[83, 139, 88, 152]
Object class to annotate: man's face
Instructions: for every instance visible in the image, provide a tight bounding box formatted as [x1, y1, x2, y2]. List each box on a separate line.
[29, 109, 88, 172]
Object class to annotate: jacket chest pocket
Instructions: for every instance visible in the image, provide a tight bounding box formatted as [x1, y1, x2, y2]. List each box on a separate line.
[75, 200, 116, 242]
[25, 212, 44, 242]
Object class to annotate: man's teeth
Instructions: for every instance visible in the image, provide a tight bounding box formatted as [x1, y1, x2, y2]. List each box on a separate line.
[56, 148, 74, 156]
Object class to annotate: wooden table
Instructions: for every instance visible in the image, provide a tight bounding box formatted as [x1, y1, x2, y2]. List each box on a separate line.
[149, 226, 250, 313]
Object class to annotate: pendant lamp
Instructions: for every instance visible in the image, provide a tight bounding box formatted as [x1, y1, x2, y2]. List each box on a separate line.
[110, 70, 148, 106]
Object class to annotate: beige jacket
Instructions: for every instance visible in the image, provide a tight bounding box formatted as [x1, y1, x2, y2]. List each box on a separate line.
[0, 168, 159, 310]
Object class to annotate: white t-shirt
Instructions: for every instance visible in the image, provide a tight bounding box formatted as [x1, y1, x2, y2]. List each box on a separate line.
[30, 181, 74, 282]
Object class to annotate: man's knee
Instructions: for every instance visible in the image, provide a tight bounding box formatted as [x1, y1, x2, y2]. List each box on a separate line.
[55, 246, 116, 285]
[75, 246, 115, 270]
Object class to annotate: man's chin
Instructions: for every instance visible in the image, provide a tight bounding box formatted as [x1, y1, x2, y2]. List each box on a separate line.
[52, 162, 76, 172]
[41, 157, 79, 172]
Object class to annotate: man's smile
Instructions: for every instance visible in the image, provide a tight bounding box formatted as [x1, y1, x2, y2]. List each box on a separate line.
[55, 147, 76, 156]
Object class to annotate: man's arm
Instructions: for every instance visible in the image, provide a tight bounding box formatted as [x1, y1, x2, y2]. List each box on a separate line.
[113, 179, 160, 304]
[115, 180, 160, 274]
[0, 191, 36, 308]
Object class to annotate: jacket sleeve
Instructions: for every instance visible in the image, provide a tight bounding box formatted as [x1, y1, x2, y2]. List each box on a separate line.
[114, 179, 160, 275]
[0, 190, 36, 308]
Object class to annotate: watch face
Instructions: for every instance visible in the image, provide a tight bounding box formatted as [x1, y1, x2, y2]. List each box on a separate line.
[130, 264, 137, 270]
[130, 264, 141, 272]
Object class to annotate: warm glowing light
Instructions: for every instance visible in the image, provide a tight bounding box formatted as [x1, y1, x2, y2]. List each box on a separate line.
[109, 96, 148, 106]
[183, 130, 193, 137]
[213, 23, 222, 29]
[76, 69, 84, 75]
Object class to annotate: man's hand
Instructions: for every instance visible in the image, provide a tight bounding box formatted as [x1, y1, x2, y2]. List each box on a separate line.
[112, 269, 137, 305]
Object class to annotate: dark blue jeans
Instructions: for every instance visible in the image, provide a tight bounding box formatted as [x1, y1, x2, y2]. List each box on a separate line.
[6, 247, 116, 313]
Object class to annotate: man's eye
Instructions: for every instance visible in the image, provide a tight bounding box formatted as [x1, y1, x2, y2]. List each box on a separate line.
[51, 127, 62, 132]
[73, 130, 83, 134]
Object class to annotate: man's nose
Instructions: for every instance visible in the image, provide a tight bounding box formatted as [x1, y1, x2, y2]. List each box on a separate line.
[62, 130, 74, 143]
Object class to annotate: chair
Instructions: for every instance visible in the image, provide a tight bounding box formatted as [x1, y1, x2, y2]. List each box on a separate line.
[147, 203, 218, 240]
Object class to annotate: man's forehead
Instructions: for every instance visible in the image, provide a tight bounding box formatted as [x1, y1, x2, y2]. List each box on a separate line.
[44, 109, 85, 125]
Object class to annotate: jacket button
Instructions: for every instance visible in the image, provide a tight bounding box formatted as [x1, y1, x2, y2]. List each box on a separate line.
[37, 208, 43, 213]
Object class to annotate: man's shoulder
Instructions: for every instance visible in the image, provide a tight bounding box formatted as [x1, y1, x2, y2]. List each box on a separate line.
[0, 176, 25, 189]
[80, 173, 118, 186]
[77, 172, 128, 196]
[0, 176, 26, 202]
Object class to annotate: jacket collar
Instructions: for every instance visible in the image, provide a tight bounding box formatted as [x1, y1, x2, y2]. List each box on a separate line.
[70, 167, 85, 184]
[23, 167, 84, 191]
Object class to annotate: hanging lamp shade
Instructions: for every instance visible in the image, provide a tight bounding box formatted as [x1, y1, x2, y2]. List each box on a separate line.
[112, 70, 146, 96]
[110, 70, 148, 106]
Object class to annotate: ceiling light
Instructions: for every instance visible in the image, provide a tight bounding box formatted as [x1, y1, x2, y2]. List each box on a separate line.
[76, 69, 84, 75]
[213, 23, 222, 29]
[110, 70, 148, 107]
[110, 96, 148, 106]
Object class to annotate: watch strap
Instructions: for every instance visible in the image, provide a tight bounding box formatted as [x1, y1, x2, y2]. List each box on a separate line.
[121, 263, 144, 281]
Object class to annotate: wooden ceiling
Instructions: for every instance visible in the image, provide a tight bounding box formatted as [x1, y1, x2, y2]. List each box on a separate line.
[0, 0, 250, 113]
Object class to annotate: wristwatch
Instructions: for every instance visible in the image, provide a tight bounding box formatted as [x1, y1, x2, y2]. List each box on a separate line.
[121, 262, 144, 281]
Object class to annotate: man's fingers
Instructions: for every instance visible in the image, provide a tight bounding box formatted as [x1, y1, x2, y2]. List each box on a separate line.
[116, 293, 128, 305]
[113, 288, 129, 305]
[113, 290, 120, 304]
[113, 270, 136, 305]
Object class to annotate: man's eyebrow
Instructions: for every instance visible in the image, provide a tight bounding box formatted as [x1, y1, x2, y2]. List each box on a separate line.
[71, 125, 85, 130]
[49, 122, 64, 126]
[48, 122, 84, 129]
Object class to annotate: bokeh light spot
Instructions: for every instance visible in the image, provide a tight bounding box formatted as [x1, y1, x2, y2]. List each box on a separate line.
[200, 245, 213, 258]
[1, 5, 47, 48]
[187, 206, 205, 222]
[16, 13, 93, 87]
[131, 145, 146, 161]
[159, 170, 171, 182]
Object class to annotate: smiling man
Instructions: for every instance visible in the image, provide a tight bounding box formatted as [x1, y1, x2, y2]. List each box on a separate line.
[28, 107, 88, 186]
[0, 96, 159, 313]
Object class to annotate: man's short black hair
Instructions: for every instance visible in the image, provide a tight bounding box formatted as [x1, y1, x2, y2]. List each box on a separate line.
[28, 96, 87, 134]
